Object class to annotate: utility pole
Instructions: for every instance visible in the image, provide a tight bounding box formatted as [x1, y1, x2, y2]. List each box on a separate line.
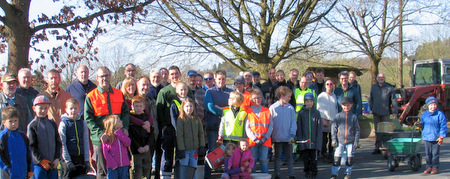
[398, 0, 404, 87]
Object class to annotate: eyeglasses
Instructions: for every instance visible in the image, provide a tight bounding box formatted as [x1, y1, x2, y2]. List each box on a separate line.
[251, 97, 263, 100]
[204, 77, 214, 81]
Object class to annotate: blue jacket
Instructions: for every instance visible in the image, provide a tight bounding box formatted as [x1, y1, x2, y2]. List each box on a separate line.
[334, 85, 362, 116]
[0, 128, 31, 178]
[66, 80, 97, 117]
[204, 86, 233, 131]
[421, 110, 447, 141]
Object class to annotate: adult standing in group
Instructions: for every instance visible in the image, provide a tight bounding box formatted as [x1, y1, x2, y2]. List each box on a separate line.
[149, 68, 163, 100]
[316, 79, 339, 163]
[187, 70, 206, 121]
[334, 71, 361, 116]
[66, 65, 97, 118]
[116, 63, 136, 89]
[196, 74, 204, 88]
[349, 71, 362, 116]
[42, 69, 73, 125]
[160, 68, 170, 87]
[234, 75, 251, 110]
[369, 73, 398, 154]
[287, 69, 300, 107]
[309, 68, 326, 96]
[84, 66, 130, 179]
[203, 70, 233, 179]
[294, 77, 316, 114]
[242, 71, 263, 96]
[156, 66, 193, 178]
[0, 73, 32, 132]
[261, 68, 277, 107]
[202, 72, 215, 90]
[252, 71, 262, 89]
[15, 68, 40, 112]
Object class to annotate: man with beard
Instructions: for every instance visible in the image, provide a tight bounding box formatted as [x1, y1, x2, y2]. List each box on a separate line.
[42, 69, 73, 125]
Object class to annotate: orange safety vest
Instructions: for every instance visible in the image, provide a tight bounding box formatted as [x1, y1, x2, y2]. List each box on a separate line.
[247, 107, 272, 147]
[240, 90, 251, 110]
[87, 88, 124, 116]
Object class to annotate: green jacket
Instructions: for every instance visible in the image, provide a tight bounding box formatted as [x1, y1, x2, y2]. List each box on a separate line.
[156, 85, 193, 128]
[84, 86, 129, 146]
[176, 116, 205, 150]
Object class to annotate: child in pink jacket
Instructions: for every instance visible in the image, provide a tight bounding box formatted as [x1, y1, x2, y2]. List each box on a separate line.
[102, 115, 131, 179]
[228, 138, 254, 179]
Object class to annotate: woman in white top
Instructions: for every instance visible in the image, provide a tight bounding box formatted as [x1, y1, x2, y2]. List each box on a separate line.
[317, 79, 339, 163]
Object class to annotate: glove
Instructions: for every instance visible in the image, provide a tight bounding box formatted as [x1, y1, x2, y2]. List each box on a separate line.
[27, 172, 34, 179]
[198, 147, 207, 156]
[437, 136, 444, 145]
[331, 141, 337, 148]
[254, 139, 262, 145]
[67, 161, 75, 171]
[40, 159, 53, 171]
[289, 137, 295, 144]
[216, 136, 224, 146]
[84, 161, 91, 173]
[353, 143, 359, 150]
[260, 137, 267, 144]
[177, 150, 185, 159]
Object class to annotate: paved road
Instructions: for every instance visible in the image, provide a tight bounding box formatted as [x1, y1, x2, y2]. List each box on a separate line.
[211, 137, 450, 179]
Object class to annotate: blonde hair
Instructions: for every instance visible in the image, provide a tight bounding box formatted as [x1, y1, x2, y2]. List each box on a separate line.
[103, 115, 121, 144]
[229, 91, 244, 107]
[121, 77, 136, 100]
[225, 143, 237, 157]
[179, 98, 197, 121]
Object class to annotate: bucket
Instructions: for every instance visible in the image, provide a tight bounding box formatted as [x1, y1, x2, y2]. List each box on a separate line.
[251, 173, 272, 179]
[377, 122, 395, 132]
[174, 165, 197, 179]
[196, 165, 205, 179]
[205, 145, 226, 169]
[73, 174, 96, 179]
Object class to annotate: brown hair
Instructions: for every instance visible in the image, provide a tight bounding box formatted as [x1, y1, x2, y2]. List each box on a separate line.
[276, 86, 293, 99]
[250, 89, 262, 97]
[225, 143, 237, 157]
[239, 138, 249, 145]
[178, 98, 197, 121]
[132, 95, 146, 107]
[65, 98, 80, 107]
[1, 106, 19, 121]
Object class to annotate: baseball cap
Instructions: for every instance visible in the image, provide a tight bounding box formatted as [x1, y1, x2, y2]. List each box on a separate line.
[304, 93, 314, 101]
[252, 71, 260, 76]
[33, 95, 52, 106]
[1, 73, 17, 83]
[425, 96, 437, 106]
[341, 97, 353, 104]
[187, 70, 198, 76]
[234, 75, 245, 84]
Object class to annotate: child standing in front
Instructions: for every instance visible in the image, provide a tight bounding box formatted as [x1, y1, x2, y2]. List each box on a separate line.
[27, 95, 62, 179]
[0, 106, 33, 179]
[58, 98, 90, 178]
[331, 97, 360, 179]
[102, 115, 131, 179]
[297, 93, 322, 179]
[129, 96, 154, 179]
[421, 96, 447, 175]
[228, 138, 254, 179]
[222, 143, 244, 179]
[176, 98, 206, 178]
[217, 91, 247, 145]
[270, 86, 297, 179]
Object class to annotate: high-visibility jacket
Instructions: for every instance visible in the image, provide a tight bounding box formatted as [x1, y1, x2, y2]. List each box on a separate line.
[88, 88, 124, 116]
[294, 88, 316, 113]
[247, 107, 272, 147]
[239, 90, 251, 110]
[222, 107, 247, 141]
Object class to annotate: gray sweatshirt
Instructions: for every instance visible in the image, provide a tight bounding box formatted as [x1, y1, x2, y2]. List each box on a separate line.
[269, 101, 297, 142]
[331, 111, 360, 145]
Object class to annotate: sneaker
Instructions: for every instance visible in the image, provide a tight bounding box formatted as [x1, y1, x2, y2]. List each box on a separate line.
[431, 167, 438, 174]
[372, 149, 381, 154]
[424, 167, 432, 174]
[344, 174, 351, 179]
[330, 175, 337, 179]
[289, 176, 296, 179]
[273, 175, 280, 179]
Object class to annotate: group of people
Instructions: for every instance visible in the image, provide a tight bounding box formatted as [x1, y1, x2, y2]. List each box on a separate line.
[0, 63, 446, 179]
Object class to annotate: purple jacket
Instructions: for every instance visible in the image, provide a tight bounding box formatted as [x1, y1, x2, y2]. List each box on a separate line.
[102, 129, 131, 169]
[228, 148, 254, 171]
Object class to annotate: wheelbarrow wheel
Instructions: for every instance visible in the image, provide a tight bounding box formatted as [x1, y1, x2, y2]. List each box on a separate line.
[417, 154, 422, 168]
[387, 155, 396, 172]
[381, 142, 388, 159]
[410, 155, 420, 172]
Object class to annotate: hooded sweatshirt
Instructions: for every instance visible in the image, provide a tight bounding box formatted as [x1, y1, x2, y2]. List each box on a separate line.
[331, 111, 360, 145]
[296, 106, 322, 150]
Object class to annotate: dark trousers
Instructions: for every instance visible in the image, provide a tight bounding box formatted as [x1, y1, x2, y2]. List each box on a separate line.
[94, 145, 107, 179]
[425, 141, 440, 168]
[322, 132, 333, 156]
[204, 130, 218, 179]
[162, 125, 176, 172]
[62, 155, 87, 179]
[300, 149, 318, 176]
[154, 134, 163, 178]
[274, 142, 294, 177]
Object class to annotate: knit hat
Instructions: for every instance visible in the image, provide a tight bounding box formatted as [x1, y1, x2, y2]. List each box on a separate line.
[33, 95, 52, 106]
[304, 93, 314, 101]
[425, 96, 437, 106]
[234, 75, 245, 84]
[341, 97, 353, 104]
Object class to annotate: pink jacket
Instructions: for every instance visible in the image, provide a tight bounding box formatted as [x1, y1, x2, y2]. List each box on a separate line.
[228, 148, 254, 170]
[102, 129, 131, 169]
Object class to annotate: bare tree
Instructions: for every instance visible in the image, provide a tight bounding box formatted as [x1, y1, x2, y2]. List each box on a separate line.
[138, 0, 337, 74]
[0, 0, 156, 74]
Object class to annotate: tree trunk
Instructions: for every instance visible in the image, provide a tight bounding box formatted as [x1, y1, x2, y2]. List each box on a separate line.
[254, 63, 273, 80]
[370, 57, 380, 85]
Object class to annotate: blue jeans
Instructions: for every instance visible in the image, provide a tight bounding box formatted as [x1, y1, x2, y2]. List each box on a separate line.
[204, 130, 218, 179]
[425, 141, 440, 168]
[250, 144, 269, 173]
[332, 143, 354, 176]
[33, 164, 58, 179]
[107, 166, 129, 179]
[179, 150, 198, 178]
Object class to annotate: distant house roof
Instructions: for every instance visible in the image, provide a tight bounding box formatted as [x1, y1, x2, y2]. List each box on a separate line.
[306, 66, 366, 77]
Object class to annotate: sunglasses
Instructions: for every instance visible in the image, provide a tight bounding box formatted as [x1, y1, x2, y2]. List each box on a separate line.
[204, 77, 214, 81]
